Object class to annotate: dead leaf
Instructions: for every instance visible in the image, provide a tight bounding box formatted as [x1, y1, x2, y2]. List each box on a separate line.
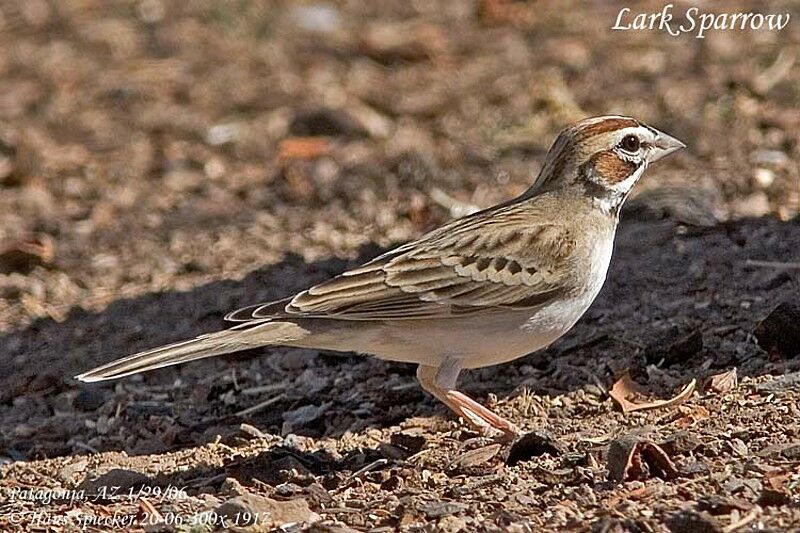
[707, 368, 738, 393]
[277, 137, 330, 161]
[765, 471, 791, 492]
[448, 443, 501, 470]
[609, 373, 696, 413]
[607, 435, 679, 482]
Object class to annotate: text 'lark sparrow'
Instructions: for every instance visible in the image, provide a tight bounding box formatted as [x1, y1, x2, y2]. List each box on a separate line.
[77, 116, 685, 438]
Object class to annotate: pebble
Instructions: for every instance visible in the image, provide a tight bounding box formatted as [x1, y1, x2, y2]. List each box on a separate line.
[78, 469, 153, 501]
[282, 402, 332, 435]
[754, 302, 800, 358]
[390, 428, 428, 454]
[506, 430, 567, 466]
[419, 501, 468, 519]
[215, 493, 319, 528]
[73, 386, 111, 411]
[664, 510, 721, 533]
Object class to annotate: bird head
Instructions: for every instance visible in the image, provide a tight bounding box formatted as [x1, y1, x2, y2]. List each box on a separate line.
[531, 115, 685, 213]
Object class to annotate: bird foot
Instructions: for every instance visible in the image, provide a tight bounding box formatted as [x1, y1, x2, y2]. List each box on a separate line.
[445, 390, 520, 440]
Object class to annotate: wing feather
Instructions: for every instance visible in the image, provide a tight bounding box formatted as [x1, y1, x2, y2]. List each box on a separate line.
[228, 202, 578, 322]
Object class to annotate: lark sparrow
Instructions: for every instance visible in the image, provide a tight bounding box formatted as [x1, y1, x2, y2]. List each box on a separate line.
[77, 116, 684, 438]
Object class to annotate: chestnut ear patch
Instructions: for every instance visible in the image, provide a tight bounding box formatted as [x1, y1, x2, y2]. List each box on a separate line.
[592, 150, 637, 184]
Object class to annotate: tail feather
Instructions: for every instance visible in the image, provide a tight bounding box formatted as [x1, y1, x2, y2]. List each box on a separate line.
[75, 320, 305, 382]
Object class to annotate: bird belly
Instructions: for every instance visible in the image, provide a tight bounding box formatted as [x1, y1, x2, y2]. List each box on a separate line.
[299, 300, 593, 370]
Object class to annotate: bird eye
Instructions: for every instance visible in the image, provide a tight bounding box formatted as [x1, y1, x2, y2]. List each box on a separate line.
[620, 135, 640, 152]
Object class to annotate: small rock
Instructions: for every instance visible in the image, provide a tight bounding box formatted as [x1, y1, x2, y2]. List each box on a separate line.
[282, 402, 331, 435]
[220, 477, 248, 498]
[732, 192, 770, 218]
[756, 372, 800, 393]
[289, 108, 369, 138]
[758, 442, 800, 461]
[752, 149, 790, 167]
[378, 443, 409, 460]
[275, 482, 303, 497]
[721, 478, 747, 495]
[302, 482, 333, 506]
[664, 510, 721, 533]
[644, 327, 703, 366]
[729, 438, 749, 457]
[269, 455, 315, 484]
[0, 235, 54, 274]
[57, 459, 89, 484]
[294, 368, 329, 395]
[79, 469, 154, 501]
[380, 474, 402, 491]
[624, 186, 723, 227]
[659, 431, 702, 456]
[390, 428, 427, 454]
[215, 493, 319, 528]
[289, 4, 342, 34]
[506, 430, 567, 466]
[695, 494, 752, 515]
[758, 487, 791, 507]
[73, 386, 111, 411]
[678, 461, 710, 477]
[359, 22, 445, 63]
[438, 515, 469, 533]
[753, 168, 775, 188]
[754, 303, 800, 358]
[779, 444, 800, 461]
[206, 123, 240, 146]
[419, 501, 468, 519]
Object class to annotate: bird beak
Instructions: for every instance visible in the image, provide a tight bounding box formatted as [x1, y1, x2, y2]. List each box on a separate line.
[649, 130, 686, 163]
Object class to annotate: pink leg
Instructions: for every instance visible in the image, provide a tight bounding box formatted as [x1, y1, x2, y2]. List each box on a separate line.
[416, 361, 519, 438]
[446, 390, 520, 437]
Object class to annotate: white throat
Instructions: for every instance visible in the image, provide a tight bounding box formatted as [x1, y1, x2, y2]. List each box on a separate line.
[591, 163, 647, 215]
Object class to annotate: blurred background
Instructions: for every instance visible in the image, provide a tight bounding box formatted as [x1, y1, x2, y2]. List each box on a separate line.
[2, 5, 800, 528]
[0, 0, 797, 330]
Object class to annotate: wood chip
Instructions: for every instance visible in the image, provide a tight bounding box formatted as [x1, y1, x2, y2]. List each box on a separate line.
[277, 137, 331, 161]
[609, 373, 696, 413]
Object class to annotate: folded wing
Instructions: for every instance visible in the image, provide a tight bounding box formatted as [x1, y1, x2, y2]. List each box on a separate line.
[227, 204, 577, 322]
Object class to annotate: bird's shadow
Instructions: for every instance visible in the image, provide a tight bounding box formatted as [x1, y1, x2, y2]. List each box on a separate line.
[1, 217, 799, 461]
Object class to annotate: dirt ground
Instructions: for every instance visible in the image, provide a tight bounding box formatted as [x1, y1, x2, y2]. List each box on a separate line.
[1, 0, 799, 531]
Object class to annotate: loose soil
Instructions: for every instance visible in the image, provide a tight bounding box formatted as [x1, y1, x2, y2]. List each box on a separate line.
[0, 0, 799, 531]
